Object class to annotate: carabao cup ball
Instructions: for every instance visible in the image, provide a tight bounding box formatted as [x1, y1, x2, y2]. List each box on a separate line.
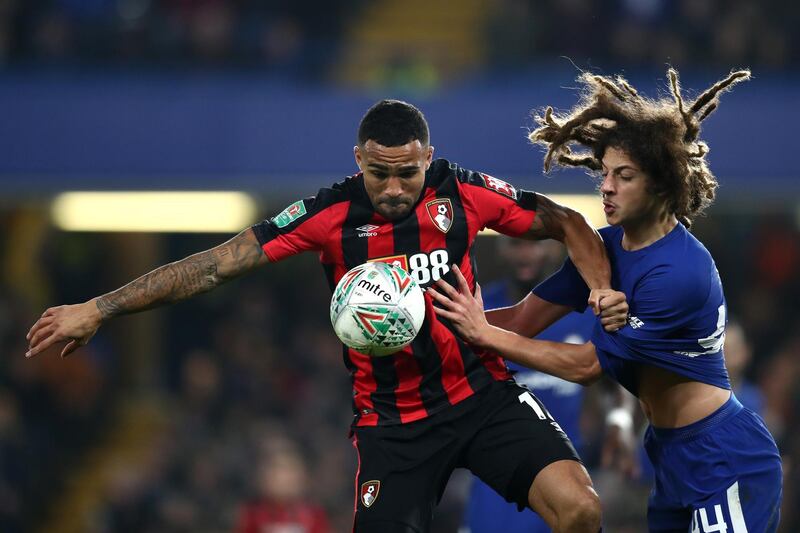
[330, 262, 425, 356]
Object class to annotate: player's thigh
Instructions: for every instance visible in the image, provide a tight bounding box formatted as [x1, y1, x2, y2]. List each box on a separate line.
[463, 383, 583, 513]
[352, 425, 457, 533]
[527, 459, 598, 526]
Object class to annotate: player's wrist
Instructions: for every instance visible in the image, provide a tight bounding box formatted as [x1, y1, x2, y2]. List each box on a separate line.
[91, 297, 112, 323]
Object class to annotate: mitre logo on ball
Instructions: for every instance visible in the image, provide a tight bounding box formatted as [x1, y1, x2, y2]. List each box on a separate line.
[426, 199, 453, 233]
[330, 262, 425, 357]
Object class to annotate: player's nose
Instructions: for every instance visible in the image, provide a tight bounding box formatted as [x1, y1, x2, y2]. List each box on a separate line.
[384, 176, 405, 197]
[599, 174, 615, 195]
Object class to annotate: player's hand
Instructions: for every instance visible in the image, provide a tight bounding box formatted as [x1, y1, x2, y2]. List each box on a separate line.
[588, 289, 628, 332]
[427, 264, 490, 347]
[26, 299, 103, 359]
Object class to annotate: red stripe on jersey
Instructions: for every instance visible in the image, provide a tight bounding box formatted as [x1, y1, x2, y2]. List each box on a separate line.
[480, 348, 513, 381]
[367, 218, 394, 258]
[393, 349, 425, 423]
[348, 348, 379, 426]
[352, 435, 361, 532]
[423, 294, 476, 404]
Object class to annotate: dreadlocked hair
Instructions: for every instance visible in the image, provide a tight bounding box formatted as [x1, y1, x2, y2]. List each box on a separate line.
[530, 68, 750, 228]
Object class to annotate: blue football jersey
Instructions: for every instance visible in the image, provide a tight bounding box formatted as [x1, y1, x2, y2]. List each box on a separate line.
[534, 223, 731, 396]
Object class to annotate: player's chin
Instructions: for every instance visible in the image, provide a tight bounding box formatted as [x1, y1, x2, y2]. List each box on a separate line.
[378, 204, 412, 220]
[604, 211, 622, 226]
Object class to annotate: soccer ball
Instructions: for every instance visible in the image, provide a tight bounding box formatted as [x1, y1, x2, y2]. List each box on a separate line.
[330, 262, 425, 356]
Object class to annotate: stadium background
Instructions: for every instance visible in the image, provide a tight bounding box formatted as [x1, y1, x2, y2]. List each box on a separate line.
[1, 0, 798, 531]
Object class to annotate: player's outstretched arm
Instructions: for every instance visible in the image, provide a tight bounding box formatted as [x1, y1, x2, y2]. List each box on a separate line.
[485, 286, 628, 335]
[428, 265, 602, 385]
[521, 193, 611, 313]
[26, 228, 268, 359]
[485, 294, 572, 337]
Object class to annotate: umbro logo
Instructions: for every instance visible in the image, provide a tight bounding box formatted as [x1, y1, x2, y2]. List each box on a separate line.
[356, 224, 379, 237]
[628, 315, 644, 329]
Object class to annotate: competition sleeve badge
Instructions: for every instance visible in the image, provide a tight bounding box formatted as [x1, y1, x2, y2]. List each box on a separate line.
[361, 480, 381, 508]
[272, 200, 307, 228]
[425, 199, 453, 233]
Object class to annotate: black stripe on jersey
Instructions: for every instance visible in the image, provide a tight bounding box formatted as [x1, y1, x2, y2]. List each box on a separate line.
[518, 190, 538, 211]
[437, 169, 469, 289]
[438, 166, 496, 392]
[321, 262, 336, 293]
[409, 317, 450, 414]
[394, 212, 449, 415]
[341, 198, 401, 425]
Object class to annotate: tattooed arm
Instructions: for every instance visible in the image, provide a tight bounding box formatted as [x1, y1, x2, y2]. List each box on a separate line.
[521, 193, 612, 312]
[26, 228, 268, 358]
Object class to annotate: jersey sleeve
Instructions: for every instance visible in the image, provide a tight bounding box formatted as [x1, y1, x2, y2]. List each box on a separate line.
[458, 170, 537, 237]
[251, 187, 347, 262]
[532, 257, 590, 311]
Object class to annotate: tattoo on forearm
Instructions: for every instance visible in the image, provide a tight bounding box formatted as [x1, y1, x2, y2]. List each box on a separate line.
[96, 230, 265, 319]
[528, 194, 568, 240]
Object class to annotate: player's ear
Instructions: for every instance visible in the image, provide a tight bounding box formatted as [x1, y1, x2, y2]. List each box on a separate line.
[425, 145, 434, 169]
[354, 145, 363, 169]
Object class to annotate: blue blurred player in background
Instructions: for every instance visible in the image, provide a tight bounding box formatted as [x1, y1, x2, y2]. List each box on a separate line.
[464, 237, 595, 533]
[431, 68, 783, 532]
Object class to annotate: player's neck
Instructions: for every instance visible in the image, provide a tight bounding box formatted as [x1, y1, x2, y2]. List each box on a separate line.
[621, 213, 678, 251]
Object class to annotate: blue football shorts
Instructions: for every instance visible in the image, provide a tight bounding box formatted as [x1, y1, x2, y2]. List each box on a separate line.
[644, 394, 782, 532]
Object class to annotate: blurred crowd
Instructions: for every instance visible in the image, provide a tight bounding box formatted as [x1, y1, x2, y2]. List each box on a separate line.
[0, 208, 798, 532]
[0, 0, 353, 75]
[486, 0, 798, 71]
[0, 0, 797, 77]
[88, 251, 358, 532]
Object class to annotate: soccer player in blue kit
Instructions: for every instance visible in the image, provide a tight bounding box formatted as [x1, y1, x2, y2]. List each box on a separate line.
[465, 238, 596, 533]
[430, 68, 783, 532]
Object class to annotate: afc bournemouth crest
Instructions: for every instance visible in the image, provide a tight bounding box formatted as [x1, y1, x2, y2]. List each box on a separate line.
[361, 480, 381, 508]
[426, 198, 453, 233]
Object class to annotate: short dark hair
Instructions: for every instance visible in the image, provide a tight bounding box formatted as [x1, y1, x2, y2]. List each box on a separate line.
[358, 99, 430, 147]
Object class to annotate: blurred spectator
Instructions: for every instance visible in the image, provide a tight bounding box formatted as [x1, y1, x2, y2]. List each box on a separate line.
[237, 439, 330, 533]
[724, 320, 764, 414]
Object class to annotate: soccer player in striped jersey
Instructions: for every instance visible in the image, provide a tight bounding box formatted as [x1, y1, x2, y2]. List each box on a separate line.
[26, 99, 629, 532]
[430, 70, 783, 532]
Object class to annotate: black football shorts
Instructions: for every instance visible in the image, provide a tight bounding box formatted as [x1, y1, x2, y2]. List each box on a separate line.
[351, 379, 580, 532]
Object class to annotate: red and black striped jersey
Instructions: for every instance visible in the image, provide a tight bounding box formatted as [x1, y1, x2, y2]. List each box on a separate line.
[252, 159, 538, 427]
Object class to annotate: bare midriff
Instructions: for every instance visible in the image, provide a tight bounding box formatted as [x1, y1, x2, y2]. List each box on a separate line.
[637, 365, 731, 428]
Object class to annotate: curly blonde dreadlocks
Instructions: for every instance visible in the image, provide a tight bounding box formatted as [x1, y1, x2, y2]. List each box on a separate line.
[530, 68, 750, 227]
